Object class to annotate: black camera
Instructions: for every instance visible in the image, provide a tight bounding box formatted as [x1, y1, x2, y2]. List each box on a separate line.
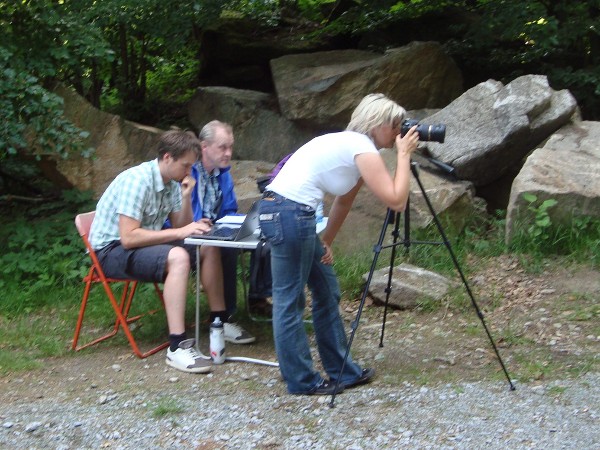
[401, 119, 446, 143]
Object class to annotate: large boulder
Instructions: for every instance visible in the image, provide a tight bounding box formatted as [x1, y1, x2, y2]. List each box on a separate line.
[53, 84, 161, 197]
[505, 121, 600, 244]
[352, 150, 481, 230]
[227, 159, 274, 212]
[187, 87, 315, 164]
[270, 42, 463, 129]
[422, 75, 578, 188]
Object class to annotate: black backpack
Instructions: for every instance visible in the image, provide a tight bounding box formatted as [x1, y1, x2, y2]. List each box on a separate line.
[249, 238, 272, 298]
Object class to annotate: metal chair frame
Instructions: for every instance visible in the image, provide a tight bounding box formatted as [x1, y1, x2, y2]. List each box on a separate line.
[72, 211, 169, 358]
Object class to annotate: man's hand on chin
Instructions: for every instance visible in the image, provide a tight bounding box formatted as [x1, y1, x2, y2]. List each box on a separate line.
[180, 175, 196, 197]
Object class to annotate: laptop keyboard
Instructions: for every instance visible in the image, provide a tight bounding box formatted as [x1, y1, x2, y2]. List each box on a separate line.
[208, 226, 237, 238]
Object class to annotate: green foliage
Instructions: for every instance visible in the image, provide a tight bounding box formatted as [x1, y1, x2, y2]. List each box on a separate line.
[0, 0, 221, 154]
[521, 193, 558, 243]
[510, 193, 600, 262]
[3, 0, 600, 158]
[459, 209, 508, 257]
[509, 193, 561, 255]
[403, 233, 457, 276]
[0, 190, 96, 316]
[141, 49, 201, 127]
[146, 50, 201, 104]
[306, 0, 600, 119]
[334, 251, 372, 300]
[447, 0, 600, 118]
[226, 0, 283, 25]
[0, 47, 91, 159]
[550, 65, 600, 120]
[397, 218, 473, 278]
[80, 0, 224, 119]
[1, 0, 114, 79]
[0, 0, 115, 159]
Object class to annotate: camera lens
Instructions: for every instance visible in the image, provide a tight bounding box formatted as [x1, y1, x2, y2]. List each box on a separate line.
[418, 124, 446, 143]
[401, 119, 446, 143]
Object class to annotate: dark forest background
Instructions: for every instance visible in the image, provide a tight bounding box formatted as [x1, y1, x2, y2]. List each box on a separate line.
[2, 0, 599, 187]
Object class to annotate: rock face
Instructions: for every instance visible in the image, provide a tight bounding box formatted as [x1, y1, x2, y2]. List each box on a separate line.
[197, 17, 334, 93]
[48, 45, 600, 270]
[53, 84, 161, 198]
[423, 75, 578, 187]
[187, 87, 314, 163]
[271, 42, 464, 129]
[55, 41, 466, 193]
[505, 121, 600, 243]
[364, 151, 481, 230]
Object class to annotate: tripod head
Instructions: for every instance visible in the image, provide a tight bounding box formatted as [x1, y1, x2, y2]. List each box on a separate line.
[424, 157, 455, 175]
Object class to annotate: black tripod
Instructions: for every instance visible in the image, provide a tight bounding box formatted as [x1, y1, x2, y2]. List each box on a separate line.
[330, 161, 516, 407]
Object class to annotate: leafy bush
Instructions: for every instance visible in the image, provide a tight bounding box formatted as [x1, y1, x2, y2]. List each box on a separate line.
[510, 193, 600, 263]
[0, 190, 96, 315]
[448, 1, 600, 119]
[0, 47, 91, 160]
[522, 193, 559, 245]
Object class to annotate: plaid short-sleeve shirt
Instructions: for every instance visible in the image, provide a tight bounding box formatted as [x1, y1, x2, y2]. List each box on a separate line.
[89, 159, 182, 250]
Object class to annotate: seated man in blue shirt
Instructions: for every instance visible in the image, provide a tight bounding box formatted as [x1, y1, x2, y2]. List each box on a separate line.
[190, 120, 266, 335]
[89, 130, 231, 373]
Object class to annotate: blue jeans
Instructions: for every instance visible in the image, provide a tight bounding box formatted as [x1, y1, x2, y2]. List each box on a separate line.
[259, 193, 363, 394]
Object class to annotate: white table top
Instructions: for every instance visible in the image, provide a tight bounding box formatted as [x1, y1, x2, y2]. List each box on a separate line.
[184, 231, 261, 249]
[184, 218, 328, 249]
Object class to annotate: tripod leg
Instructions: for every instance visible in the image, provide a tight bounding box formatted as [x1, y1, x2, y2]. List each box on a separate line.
[329, 208, 394, 407]
[410, 163, 516, 390]
[379, 210, 403, 347]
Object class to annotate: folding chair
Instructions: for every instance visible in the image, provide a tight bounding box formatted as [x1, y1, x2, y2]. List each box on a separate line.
[72, 211, 169, 358]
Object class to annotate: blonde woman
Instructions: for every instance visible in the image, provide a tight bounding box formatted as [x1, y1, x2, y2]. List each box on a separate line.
[259, 93, 420, 395]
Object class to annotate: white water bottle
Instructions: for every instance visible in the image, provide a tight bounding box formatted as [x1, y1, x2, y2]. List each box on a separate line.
[209, 317, 226, 364]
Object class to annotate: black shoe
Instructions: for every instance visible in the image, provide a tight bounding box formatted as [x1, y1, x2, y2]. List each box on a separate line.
[335, 368, 375, 389]
[307, 380, 345, 396]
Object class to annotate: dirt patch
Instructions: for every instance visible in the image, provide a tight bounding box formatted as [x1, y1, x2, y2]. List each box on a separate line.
[343, 254, 599, 387]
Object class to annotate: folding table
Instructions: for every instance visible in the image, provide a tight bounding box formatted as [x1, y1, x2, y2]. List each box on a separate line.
[184, 231, 261, 355]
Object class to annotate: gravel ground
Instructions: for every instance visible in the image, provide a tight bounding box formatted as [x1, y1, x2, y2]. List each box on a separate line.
[1, 355, 598, 450]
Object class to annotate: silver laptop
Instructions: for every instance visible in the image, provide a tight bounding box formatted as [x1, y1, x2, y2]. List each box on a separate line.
[194, 201, 259, 241]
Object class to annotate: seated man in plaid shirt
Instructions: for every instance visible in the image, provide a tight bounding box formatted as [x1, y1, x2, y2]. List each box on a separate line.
[89, 129, 236, 373]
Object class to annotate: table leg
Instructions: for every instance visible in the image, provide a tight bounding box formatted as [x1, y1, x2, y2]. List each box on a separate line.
[195, 244, 201, 352]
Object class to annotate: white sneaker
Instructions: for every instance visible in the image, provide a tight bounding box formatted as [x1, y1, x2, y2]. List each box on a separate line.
[224, 322, 256, 344]
[166, 339, 212, 373]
